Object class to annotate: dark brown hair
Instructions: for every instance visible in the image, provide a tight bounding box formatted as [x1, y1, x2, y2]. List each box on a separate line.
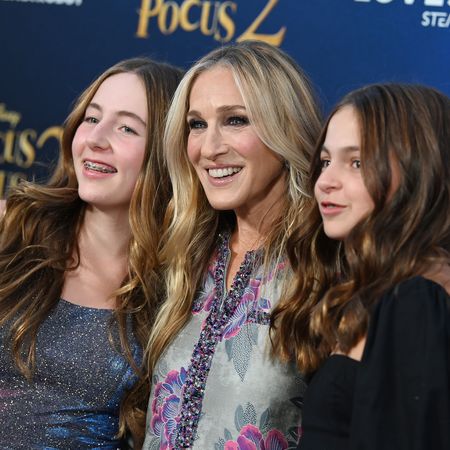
[271, 83, 450, 374]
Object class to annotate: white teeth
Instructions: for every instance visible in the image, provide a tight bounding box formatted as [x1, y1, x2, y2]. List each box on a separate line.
[84, 161, 117, 174]
[208, 167, 241, 178]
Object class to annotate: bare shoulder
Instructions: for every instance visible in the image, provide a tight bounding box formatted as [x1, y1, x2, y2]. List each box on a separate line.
[0, 199, 6, 216]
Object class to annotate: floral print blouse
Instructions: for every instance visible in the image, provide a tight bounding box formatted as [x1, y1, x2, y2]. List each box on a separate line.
[143, 234, 306, 450]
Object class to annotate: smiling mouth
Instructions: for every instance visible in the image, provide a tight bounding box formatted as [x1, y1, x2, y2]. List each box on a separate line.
[208, 167, 242, 178]
[83, 161, 117, 174]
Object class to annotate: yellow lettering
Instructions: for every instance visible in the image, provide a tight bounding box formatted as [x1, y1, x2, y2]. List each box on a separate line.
[215, 1, 236, 42]
[0, 103, 21, 128]
[200, 1, 220, 36]
[0, 130, 15, 164]
[180, 0, 201, 31]
[158, 1, 179, 34]
[237, 0, 286, 47]
[36, 126, 63, 149]
[8, 172, 26, 190]
[136, 0, 163, 38]
[0, 171, 27, 198]
[0, 171, 5, 198]
[17, 129, 37, 169]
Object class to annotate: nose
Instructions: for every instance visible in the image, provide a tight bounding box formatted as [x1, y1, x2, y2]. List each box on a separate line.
[315, 164, 342, 193]
[200, 125, 228, 160]
[86, 121, 111, 152]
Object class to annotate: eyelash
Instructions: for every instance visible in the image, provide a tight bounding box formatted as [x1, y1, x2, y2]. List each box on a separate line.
[320, 158, 330, 169]
[188, 119, 206, 130]
[83, 116, 138, 136]
[226, 115, 249, 126]
[319, 159, 361, 169]
[188, 115, 249, 130]
[120, 125, 138, 135]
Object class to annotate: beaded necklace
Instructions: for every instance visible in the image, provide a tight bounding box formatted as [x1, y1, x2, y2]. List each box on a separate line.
[175, 233, 257, 448]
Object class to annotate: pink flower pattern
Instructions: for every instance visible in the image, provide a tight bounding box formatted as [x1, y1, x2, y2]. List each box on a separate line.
[150, 368, 186, 449]
[194, 259, 286, 339]
[146, 236, 301, 449]
[224, 424, 288, 450]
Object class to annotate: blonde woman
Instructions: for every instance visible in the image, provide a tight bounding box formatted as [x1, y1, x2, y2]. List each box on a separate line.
[143, 41, 322, 449]
[0, 58, 182, 448]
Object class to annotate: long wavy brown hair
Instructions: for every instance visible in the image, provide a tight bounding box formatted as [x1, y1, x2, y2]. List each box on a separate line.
[0, 57, 183, 446]
[146, 40, 322, 375]
[271, 83, 450, 375]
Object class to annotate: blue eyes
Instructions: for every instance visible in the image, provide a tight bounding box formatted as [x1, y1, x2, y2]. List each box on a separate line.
[82, 116, 138, 135]
[188, 116, 249, 130]
[227, 116, 249, 126]
[188, 119, 205, 129]
[119, 125, 138, 135]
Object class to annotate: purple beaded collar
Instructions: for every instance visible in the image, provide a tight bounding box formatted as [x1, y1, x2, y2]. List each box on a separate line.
[175, 233, 257, 448]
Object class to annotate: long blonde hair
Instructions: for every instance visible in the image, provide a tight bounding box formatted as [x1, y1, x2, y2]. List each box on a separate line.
[0, 57, 183, 445]
[147, 40, 322, 373]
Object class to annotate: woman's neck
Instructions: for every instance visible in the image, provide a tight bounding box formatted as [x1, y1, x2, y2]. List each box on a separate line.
[80, 206, 131, 260]
[61, 205, 132, 309]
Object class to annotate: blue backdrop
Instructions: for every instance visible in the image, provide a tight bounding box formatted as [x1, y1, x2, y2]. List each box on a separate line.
[0, 0, 449, 197]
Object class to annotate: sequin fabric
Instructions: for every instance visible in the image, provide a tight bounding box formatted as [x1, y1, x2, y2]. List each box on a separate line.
[175, 234, 256, 448]
[144, 233, 306, 450]
[0, 299, 141, 449]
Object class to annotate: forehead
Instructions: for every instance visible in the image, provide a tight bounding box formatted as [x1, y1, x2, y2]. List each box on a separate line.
[323, 106, 360, 151]
[188, 66, 243, 107]
[90, 72, 148, 118]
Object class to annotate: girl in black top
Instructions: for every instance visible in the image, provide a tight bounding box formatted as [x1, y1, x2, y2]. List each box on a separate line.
[272, 83, 450, 450]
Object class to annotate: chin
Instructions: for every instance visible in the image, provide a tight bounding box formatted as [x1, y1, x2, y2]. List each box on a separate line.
[323, 227, 348, 241]
[204, 196, 237, 211]
[208, 203, 236, 211]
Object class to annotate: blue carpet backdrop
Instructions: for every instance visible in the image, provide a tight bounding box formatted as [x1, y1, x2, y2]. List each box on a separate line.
[0, 0, 449, 197]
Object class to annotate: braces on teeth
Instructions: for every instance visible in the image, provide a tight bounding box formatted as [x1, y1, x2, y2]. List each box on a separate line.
[84, 161, 117, 173]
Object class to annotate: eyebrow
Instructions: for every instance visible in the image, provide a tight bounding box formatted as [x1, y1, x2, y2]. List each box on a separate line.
[187, 104, 246, 117]
[321, 145, 360, 154]
[87, 102, 147, 127]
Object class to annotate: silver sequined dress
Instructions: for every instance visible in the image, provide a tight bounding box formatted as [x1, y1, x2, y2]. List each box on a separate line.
[0, 299, 141, 449]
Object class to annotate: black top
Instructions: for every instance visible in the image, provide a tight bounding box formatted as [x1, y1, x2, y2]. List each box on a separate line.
[299, 276, 450, 450]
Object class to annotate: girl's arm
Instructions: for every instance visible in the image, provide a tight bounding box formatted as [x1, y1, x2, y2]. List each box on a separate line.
[350, 277, 450, 450]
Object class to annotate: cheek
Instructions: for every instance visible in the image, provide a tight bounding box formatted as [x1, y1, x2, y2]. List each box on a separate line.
[186, 137, 200, 165]
[313, 177, 322, 201]
[233, 134, 259, 158]
[133, 153, 146, 177]
[128, 145, 146, 175]
[71, 127, 84, 158]
[364, 195, 375, 215]
[357, 189, 375, 218]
